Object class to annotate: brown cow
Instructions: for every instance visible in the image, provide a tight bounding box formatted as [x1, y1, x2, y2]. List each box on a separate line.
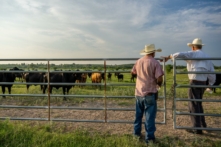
[74, 69, 83, 87]
[91, 73, 102, 89]
[80, 73, 88, 87]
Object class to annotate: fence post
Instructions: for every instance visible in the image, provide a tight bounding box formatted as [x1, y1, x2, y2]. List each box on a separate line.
[47, 61, 51, 121]
[173, 58, 177, 129]
[104, 60, 107, 123]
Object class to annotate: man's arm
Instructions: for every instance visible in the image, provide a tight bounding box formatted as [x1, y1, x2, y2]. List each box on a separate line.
[208, 61, 216, 85]
[161, 52, 192, 62]
[157, 75, 163, 87]
[160, 55, 172, 62]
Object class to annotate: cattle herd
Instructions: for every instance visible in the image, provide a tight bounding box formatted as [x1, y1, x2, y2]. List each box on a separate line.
[0, 67, 138, 100]
[1, 67, 221, 100]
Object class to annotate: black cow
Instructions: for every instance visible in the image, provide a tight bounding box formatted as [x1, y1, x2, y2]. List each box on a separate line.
[115, 72, 120, 77]
[12, 67, 24, 82]
[43, 71, 78, 100]
[0, 69, 16, 98]
[107, 73, 112, 81]
[101, 73, 105, 82]
[213, 74, 221, 93]
[131, 73, 137, 82]
[25, 72, 46, 93]
[86, 70, 92, 78]
[206, 74, 221, 93]
[76, 69, 83, 81]
[117, 74, 123, 82]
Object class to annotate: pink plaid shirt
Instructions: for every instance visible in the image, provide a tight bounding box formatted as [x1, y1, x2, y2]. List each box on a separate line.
[131, 55, 164, 97]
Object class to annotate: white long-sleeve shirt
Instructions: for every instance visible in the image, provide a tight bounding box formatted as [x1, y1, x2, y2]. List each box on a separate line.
[171, 50, 216, 85]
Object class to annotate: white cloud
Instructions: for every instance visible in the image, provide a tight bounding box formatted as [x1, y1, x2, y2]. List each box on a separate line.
[0, 0, 221, 65]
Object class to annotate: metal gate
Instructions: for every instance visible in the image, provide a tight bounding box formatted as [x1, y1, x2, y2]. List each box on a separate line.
[0, 58, 166, 124]
[173, 57, 221, 131]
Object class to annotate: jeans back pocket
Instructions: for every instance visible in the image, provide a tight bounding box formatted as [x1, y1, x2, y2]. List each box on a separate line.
[144, 95, 154, 105]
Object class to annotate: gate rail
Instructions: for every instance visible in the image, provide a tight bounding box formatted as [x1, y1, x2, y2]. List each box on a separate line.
[0, 58, 166, 124]
[173, 57, 221, 131]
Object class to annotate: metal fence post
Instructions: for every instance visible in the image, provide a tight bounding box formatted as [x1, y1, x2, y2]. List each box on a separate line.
[104, 60, 107, 123]
[173, 58, 177, 129]
[47, 61, 51, 121]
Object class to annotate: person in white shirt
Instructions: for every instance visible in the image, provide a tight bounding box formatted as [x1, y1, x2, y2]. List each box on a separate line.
[163, 38, 216, 134]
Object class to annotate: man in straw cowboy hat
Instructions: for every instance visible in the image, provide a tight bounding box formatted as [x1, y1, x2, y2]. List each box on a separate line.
[131, 44, 164, 144]
[163, 38, 216, 134]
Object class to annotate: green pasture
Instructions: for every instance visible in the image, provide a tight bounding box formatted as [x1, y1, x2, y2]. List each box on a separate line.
[1, 71, 220, 105]
[0, 71, 221, 147]
[0, 120, 221, 147]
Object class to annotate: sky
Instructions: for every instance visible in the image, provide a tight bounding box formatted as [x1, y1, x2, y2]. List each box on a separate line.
[1, 0, 221, 65]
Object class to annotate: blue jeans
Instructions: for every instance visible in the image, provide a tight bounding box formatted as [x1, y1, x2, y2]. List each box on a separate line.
[133, 94, 157, 142]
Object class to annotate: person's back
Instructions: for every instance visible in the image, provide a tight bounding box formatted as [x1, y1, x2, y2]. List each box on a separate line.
[131, 44, 164, 144]
[183, 50, 214, 82]
[134, 55, 163, 96]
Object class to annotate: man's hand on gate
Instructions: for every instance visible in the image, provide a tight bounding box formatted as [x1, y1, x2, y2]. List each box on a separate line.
[160, 55, 171, 62]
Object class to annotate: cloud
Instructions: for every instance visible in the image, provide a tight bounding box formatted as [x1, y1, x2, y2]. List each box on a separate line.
[0, 0, 221, 65]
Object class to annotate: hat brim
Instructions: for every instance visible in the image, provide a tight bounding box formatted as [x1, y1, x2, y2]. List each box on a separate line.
[140, 48, 162, 55]
[187, 43, 204, 47]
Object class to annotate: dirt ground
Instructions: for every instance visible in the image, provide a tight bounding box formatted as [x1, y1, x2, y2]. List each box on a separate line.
[0, 98, 221, 142]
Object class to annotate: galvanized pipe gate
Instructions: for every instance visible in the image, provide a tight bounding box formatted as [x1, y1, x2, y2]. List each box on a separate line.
[173, 57, 221, 131]
[0, 58, 167, 124]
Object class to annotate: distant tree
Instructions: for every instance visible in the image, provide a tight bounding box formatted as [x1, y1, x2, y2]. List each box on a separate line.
[214, 66, 219, 70]
[29, 63, 35, 69]
[165, 64, 173, 73]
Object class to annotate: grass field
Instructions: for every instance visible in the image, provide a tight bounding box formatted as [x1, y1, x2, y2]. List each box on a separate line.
[0, 72, 221, 147]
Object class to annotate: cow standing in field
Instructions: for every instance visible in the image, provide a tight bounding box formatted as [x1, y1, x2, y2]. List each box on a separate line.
[0, 69, 16, 98]
[74, 70, 84, 87]
[107, 73, 112, 81]
[101, 73, 105, 82]
[212, 74, 221, 93]
[117, 74, 124, 82]
[79, 73, 88, 87]
[25, 72, 46, 93]
[12, 67, 24, 82]
[81, 73, 88, 83]
[130, 73, 137, 82]
[91, 73, 102, 89]
[87, 70, 92, 78]
[115, 72, 120, 77]
[43, 71, 78, 100]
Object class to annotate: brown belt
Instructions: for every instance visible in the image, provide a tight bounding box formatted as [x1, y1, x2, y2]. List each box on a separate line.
[190, 80, 206, 84]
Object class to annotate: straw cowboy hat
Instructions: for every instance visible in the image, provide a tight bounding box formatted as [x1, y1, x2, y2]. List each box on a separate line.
[140, 44, 162, 55]
[187, 38, 204, 47]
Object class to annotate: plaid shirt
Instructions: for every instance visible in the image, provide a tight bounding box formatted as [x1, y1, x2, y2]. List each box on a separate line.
[131, 55, 164, 97]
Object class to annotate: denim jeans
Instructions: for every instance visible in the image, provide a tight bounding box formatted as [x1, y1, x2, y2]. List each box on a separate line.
[133, 94, 157, 142]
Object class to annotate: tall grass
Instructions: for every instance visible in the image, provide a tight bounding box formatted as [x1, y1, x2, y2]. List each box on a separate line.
[0, 72, 221, 147]
[1, 120, 221, 147]
[0, 120, 147, 147]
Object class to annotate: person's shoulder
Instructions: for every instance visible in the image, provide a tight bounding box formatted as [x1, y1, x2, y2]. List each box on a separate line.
[138, 56, 145, 60]
[199, 50, 210, 57]
[136, 56, 144, 62]
[153, 58, 161, 65]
